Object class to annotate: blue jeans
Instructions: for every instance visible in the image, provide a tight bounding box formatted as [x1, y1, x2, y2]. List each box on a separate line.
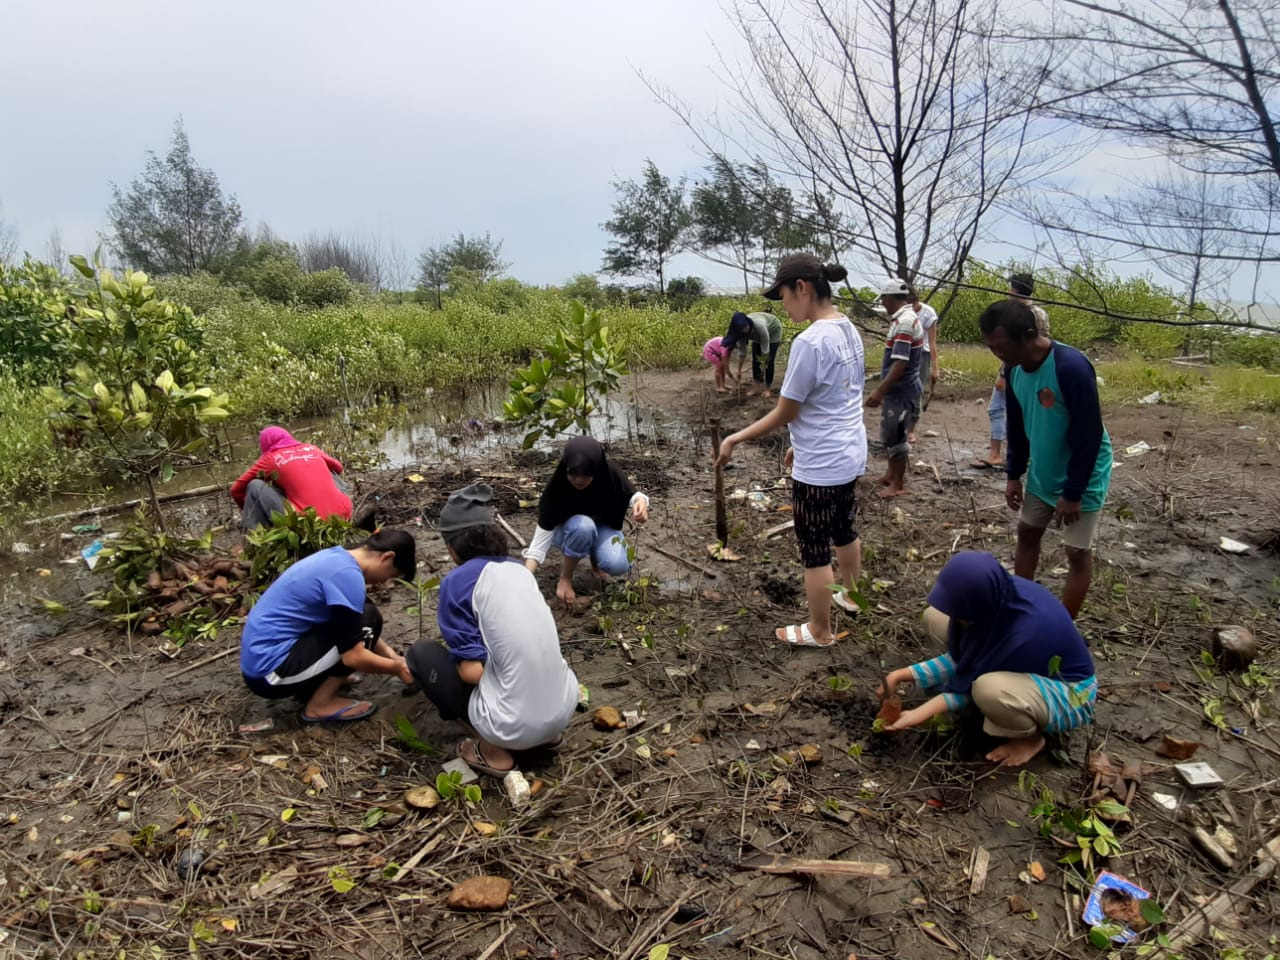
[988, 383, 1007, 443]
[552, 515, 631, 575]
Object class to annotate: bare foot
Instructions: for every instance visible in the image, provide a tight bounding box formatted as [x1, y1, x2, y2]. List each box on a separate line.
[590, 564, 612, 583]
[986, 735, 1046, 767]
[908, 432, 918, 444]
[877, 485, 905, 499]
[877, 473, 892, 487]
[761, 389, 774, 399]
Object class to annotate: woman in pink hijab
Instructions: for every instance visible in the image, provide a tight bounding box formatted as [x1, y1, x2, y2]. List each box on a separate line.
[230, 427, 354, 531]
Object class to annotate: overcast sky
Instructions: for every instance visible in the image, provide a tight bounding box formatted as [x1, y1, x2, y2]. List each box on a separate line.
[0, 0, 748, 285]
[1, 1, 1270, 306]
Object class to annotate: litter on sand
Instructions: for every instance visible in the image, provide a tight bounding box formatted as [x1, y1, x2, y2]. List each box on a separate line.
[1124, 441, 1151, 457]
[1217, 536, 1251, 554]
[1139, 391, 1162, 405]
[1083, 871, 1152, 944]
[1174, 761, 1224, 788]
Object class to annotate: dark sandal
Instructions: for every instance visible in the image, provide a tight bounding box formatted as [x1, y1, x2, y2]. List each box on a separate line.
[458, 737, 515, 778]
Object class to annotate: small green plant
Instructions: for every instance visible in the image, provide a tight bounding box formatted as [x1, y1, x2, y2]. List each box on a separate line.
[328, 866, 357, 894]
[245, 507, 353, 583]
[1021, 770, 1127, 874]
[1201, 696, 1228, 730]
[827, 675, 853, 692]
[502, 299, 627, 448]
[435, 770, 483, 805]
[400, 574, 442, 641]
[392, 715, 437, 755]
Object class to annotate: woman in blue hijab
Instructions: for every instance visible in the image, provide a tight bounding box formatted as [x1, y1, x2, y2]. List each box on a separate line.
[880, 551, 1096, 766]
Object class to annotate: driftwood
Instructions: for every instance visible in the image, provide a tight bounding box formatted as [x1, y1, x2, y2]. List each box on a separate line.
[27, 483, 225, 526]
[737, 851, 893, 878]
[649, 543, 717, 580]
[1155, 834, 1280, 954]
[759, 519, 796, 540]
[494, 513, 526, 548]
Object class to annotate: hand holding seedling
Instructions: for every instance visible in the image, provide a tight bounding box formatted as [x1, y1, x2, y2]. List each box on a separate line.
[877, 668, 912, 700]
[886, 694, 949, 731]
[631, 498, 649, 524]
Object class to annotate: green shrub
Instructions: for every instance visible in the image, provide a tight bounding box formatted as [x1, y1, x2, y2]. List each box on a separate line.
[296, 267, 356, 307]
[0, 375, 87, 521]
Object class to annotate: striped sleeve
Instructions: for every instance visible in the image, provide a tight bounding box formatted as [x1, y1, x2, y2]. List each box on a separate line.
[1031, 675, 1097, 733]
[910, 655, 970, 711]
[887, 316, 915, 362]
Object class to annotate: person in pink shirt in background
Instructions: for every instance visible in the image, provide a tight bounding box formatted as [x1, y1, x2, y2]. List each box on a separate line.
[702, 336, 737, 393]
[230, 427, 353, 531]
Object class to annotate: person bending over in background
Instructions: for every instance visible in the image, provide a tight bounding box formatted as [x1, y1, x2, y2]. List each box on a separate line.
[979, 299, 1111, 619]
[714, 254, 867, 648]
[239, 529, 416, 724]
[880, 551, 1096, 767]
[702, 336, 737, 393]
[721, 310, 785, 398]
[408, 484, 579, 777]
[864, 278, 923, 499]
[231, 427, 352, 531]
[523, 436, 650, 609]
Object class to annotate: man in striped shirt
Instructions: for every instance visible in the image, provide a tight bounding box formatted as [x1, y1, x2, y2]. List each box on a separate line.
[865, 278, 923, 498]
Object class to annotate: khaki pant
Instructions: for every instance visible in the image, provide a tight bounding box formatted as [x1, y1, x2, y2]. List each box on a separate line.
[923, 606, 1050, 738]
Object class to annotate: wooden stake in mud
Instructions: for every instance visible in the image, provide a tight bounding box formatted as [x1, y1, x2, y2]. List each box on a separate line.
[710, 418, 728, 544]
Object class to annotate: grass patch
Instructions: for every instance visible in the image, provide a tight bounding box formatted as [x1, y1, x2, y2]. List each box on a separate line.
[942, 342, 1280, 415]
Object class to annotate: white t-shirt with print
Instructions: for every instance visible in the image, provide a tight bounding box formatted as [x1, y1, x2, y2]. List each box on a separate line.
[779, 315, 868, 487]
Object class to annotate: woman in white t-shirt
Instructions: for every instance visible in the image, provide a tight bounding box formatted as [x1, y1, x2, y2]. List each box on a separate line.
[714, 254, 868, 647]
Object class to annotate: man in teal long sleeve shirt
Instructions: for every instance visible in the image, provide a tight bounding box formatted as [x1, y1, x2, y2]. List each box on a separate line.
[978, 301, 1112, 618]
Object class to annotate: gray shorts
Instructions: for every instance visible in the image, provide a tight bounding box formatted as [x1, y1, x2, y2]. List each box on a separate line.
[1019, 493, 1101, 550]
[880, 394, 920, 459]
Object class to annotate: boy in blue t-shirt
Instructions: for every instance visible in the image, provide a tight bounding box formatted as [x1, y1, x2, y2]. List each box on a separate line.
[978, 300, 1112, 618]
[240, 529, 416, 724]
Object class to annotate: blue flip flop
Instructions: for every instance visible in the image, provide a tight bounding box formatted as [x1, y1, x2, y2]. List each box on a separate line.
[300, 700, 376, 725]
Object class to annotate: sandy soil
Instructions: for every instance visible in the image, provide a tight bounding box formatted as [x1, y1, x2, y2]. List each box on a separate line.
[1, 367, 1278, 960]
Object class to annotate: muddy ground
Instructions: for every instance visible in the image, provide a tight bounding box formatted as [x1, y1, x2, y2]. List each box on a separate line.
[1, 367, 1278, 960]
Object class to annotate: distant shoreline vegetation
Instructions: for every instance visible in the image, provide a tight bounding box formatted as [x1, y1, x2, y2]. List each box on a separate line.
[1, 258, 1278, 532]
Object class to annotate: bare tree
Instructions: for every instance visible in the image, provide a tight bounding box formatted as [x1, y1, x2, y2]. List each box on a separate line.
[44, 227, 68, 273]
[0, 201, 17, 265]
[648, 0, 1063, 296]
[299, 231, 383, 290]
[1023, 0, 1280, 313]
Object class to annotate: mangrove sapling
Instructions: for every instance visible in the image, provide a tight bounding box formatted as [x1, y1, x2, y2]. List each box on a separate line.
[502, 299, 627, 448]
[44, 255, 229, 531]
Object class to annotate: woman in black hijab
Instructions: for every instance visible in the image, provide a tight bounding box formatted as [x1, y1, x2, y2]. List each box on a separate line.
[523, 437, 650, 608]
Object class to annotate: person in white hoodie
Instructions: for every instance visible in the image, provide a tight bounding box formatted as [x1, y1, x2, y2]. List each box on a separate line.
[406, 483, 578, 777]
